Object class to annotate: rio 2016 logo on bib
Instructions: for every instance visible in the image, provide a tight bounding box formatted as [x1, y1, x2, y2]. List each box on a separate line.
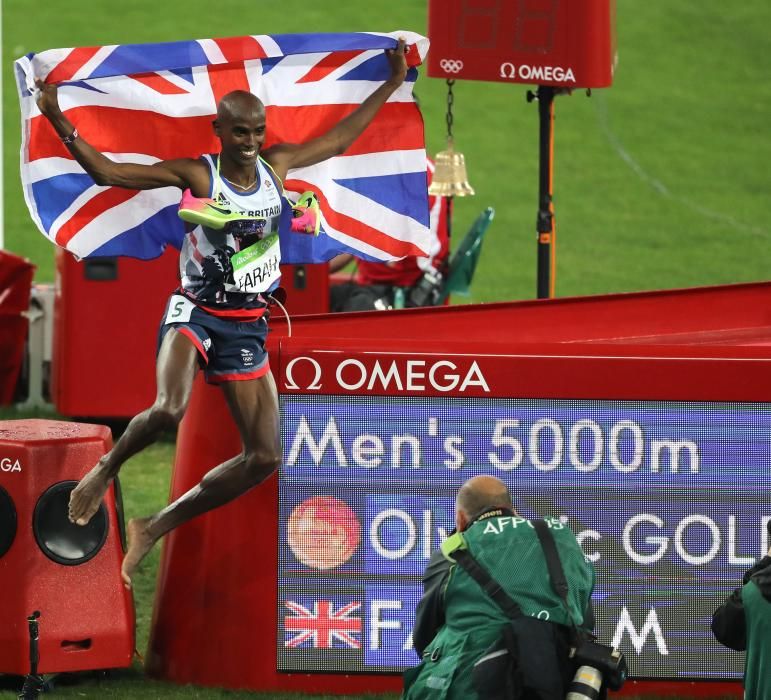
[232, 233, 281, 293]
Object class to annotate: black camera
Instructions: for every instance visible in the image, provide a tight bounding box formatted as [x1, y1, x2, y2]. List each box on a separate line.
[406, 268, 443, 307]
[568, 639, 627, 695]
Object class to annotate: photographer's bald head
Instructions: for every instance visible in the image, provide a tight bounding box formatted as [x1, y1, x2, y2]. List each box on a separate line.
[455, 475, 517, 531]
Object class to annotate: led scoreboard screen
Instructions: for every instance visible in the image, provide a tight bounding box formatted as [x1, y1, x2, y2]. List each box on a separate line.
[427, 0, 617, 87]
[277, 395, 770, 678]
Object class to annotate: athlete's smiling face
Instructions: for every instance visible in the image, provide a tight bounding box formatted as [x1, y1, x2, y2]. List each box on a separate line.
[213, 91, 266, 166]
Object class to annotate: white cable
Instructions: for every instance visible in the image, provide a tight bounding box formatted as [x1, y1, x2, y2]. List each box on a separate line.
[270, 295, 291, 337]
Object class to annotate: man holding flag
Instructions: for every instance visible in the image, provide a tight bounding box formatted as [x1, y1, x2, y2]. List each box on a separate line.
[32, 37, 409, 588]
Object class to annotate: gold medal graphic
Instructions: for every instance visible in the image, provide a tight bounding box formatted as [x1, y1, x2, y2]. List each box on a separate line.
[287, 496, 361, 570]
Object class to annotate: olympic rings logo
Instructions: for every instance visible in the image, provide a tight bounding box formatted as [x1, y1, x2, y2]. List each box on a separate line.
[439, 58, 464, 74]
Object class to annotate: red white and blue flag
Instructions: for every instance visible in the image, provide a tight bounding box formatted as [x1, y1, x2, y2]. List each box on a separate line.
[283, 598, 362, 649]
[15, 32, 431, 263]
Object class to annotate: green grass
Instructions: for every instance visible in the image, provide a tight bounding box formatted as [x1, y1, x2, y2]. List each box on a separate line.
[3, 0, 770, 299]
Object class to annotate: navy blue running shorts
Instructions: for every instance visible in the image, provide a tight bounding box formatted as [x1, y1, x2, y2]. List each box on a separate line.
[157, 294, 270, 384]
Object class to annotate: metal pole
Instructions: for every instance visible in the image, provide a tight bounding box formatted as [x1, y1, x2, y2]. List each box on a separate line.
[19, 611, 45, 699]
[535, 85, 556, 299]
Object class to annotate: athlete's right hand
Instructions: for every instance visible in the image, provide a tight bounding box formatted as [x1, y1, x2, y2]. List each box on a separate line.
[34, 78, 61, 118]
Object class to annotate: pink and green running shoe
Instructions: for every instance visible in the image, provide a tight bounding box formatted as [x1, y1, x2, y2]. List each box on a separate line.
[177, 189, 265, 231]
[290, 191, 321, 236]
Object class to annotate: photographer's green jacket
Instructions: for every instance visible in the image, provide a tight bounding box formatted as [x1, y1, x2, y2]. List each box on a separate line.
[712, 555, 771, 700]
[403, 511, 595, 699]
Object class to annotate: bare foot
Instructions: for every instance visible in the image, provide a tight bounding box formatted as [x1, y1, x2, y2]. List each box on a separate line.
[68, 462, 112, 525]
[122, 518, 157, 589]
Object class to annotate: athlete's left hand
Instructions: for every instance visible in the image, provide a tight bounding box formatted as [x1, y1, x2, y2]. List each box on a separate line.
[385, 38, 408, 87]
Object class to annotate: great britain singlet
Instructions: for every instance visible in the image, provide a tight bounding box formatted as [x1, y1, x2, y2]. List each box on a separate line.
[178, 154, 285, 311]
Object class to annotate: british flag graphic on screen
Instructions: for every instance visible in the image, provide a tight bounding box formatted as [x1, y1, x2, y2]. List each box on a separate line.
[283, 598, 362, 649]
[14, 31, 431, 263]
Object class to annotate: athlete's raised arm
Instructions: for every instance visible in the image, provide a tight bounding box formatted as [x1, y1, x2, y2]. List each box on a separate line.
[34, 78, 208, 192]
[262, 38, 409, 182]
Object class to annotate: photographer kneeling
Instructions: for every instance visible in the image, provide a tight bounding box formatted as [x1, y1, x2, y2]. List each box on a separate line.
[711, 520, 771, 700]
[403, 476, 626, 700]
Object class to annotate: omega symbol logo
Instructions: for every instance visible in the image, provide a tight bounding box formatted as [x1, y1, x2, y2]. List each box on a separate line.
[284, 356, 323, 391]
[439, 58, 464, 74]
[500, 62, 516, 79]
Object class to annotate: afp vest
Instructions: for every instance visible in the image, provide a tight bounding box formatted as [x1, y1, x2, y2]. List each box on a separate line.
[403, 516, 594, 700]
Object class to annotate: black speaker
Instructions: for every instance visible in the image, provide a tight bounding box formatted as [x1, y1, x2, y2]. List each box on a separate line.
[32, 481, 108, 566]
[0, 485, 17, 558]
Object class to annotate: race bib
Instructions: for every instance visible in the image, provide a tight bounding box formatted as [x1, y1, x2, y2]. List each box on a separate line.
[165, 294, 195, 324]
[231, 233, 281, 293]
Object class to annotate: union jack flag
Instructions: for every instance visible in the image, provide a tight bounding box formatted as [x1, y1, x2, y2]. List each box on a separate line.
[283, 598, 362, 649]
[14, 32, 431, 263]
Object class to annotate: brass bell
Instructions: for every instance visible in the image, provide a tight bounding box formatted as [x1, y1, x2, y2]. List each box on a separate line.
[428, 141, 475, 197]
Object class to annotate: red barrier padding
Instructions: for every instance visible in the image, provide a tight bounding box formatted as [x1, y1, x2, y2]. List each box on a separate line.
[146, 376, 398, 694]
[0, 251, 35, 405]
[0, 419, 135, 675]
[145, 284, 767, 696]
[267, 280, 771, 347]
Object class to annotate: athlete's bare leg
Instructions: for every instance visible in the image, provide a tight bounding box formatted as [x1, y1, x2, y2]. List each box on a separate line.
[68, 329, 199, 525]
[121, 371, 281, 588]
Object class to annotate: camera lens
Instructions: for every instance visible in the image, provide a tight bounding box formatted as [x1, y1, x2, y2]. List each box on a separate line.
[566, 665, 603, 700]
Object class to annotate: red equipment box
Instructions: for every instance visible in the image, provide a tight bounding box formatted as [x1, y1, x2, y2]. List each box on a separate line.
[0, 419, 134, 675]
[53, 248, 179, 418]
[427, 0, 617, 88]
[0, 251, 35, 405]
[277, 263, 330, 317]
